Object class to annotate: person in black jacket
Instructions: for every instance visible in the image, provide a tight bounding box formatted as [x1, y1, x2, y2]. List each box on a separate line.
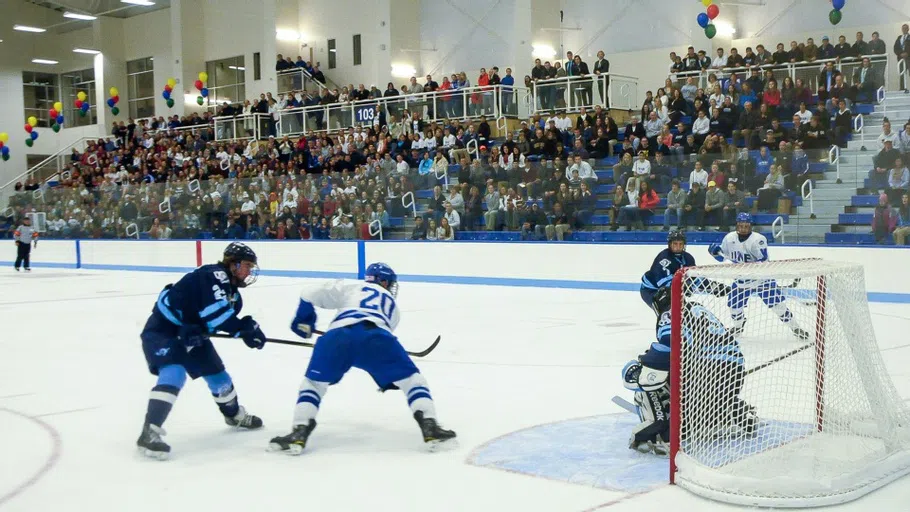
[896, 24, 910, 91]
[833, 99, 852, 148]
[410, 215, 428, 240]
[593, 50, 610, 107]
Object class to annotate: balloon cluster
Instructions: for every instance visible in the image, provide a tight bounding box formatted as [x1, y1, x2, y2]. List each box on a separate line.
[697, 0, 720, 39]
[829, 0, 845, 25]
[107, 87, 121, 116]
[74, 91, 91, 118]
[162, 77, 177, 108]
[0, 132, 9, 161]
[194, 71, 209, 106]
[24, 116, 39, 147]
[49, 101, 64, 133]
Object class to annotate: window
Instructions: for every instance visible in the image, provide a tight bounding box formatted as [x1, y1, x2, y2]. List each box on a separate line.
[60, 68, 97, 127]
[22, 72, 59, 129]
[353, 35, 361, 66]
[328, 39, 336, 69]
[204, 55, 246, 108]
[127, 57, 155, 119]
[253, 52, 261, 81]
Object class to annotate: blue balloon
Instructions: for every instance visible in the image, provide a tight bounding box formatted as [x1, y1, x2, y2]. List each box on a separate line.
[832, 0, 845, 9]
[81, 103, 90, 112]
[697, 12, 710, 28]
[30, 131, 38, 140]
[1, 146, 9, 156]
[107, 98, 115, 108]
[56, 114, 64, 124]
[162, 90, 171, 100]
[201, 87, 209, 98]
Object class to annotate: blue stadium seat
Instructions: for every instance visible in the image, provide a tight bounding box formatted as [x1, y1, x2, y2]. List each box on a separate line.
[851, 195, 878, 207]
[825, 232, 882, 244]
[838, 213, 872, 225]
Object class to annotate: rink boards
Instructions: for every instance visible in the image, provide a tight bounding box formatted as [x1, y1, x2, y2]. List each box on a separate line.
[6, 239, 910, 302]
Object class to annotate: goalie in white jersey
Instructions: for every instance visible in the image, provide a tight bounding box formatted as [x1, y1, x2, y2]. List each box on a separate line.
[269, 262, 456, 454]
[709, 213, 808, 340]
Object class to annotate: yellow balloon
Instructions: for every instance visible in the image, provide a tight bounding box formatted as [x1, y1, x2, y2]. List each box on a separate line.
[109, 87, 119, 97]
[702, 0, 712, 5]
[53, 101, 63, 112]
[77, 91, 87, 102]
[167, 77, 177, 88]
[198, 71, 208, 83]
[0, 132, 8, 143]
[28, 116, 38, 127]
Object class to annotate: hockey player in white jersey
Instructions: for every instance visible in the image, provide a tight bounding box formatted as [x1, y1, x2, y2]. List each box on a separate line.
[708, 213, 808, 339]
[269, 262, 456, 454]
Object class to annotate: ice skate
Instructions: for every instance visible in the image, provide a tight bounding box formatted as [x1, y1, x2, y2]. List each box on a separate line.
[269, 419, 316, 455]
[137, 423, 170, 460]
[224, 405, 263, 429]
[414, 411, 456, 451]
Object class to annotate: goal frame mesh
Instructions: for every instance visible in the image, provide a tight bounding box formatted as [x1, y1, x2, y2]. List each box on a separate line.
[668, 258, 910, 508]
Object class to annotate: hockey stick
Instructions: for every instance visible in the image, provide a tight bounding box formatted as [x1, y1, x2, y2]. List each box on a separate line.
[211, 332, 442, 358]
[611, 395, 638, 415]
[745, 342, 813, 376]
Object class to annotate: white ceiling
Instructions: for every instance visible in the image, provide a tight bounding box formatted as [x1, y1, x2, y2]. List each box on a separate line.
[24, 0, 170, 20]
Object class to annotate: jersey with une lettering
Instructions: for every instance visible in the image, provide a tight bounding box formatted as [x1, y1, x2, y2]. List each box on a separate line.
[718, 231, 769, 264]
[300, 280, 400, 333]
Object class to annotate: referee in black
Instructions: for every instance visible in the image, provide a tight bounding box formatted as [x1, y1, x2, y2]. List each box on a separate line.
[14, 216, 37, 271]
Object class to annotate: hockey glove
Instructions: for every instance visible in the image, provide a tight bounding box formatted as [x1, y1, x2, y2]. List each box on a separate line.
[178, 324, 208, 348]
[291, 299, 317, 339]
[237, 316, 266, 350]
[708, 243, 722, 257]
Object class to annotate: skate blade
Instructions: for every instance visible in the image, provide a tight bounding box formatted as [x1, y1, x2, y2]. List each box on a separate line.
[137, 446, 170, 461]
[268, 442, 304, 455]
[425, 438, 458, 453]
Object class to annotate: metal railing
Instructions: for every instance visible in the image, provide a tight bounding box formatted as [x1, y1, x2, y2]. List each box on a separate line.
[368, 219, 383, 240]
[853, 114, 864, 143]
[213, 113, 269, 141]
[772, 215, 785, 243]
[276, 68, 329, 96]
[401, 191, 417, 218]
[214, 74, 638, 142]
[801, 178, 815, 219]
[829, 145, 841, 184]
[668, 54, 888, 94]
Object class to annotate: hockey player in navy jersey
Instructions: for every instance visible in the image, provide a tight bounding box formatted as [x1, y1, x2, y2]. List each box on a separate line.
[641, 230, 728, 315]
[269, 262, 456, 454]
[622, 287, 757, 455]
[640, 230, 696, 314]
[709, 213, 808, 339]
[136, 242, 267, 459]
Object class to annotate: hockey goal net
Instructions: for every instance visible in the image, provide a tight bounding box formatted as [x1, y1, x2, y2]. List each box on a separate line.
[669, 258, 910, 508]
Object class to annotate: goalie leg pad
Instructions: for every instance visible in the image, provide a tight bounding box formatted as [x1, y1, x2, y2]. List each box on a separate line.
[630, 388, 670, 456]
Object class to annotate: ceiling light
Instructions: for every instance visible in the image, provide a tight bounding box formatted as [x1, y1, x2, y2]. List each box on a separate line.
[121, 0, 155, 5]
[32, 59, 59, 65]
[276, 28, 301, 41]
[73, 48, 101, 54]
[64, 12, 97, 20]
[228, 66, 245, 70]
[14, 25, 46, 33]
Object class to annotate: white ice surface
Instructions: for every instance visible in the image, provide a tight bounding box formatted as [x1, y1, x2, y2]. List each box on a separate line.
[0, 268, 908, 512]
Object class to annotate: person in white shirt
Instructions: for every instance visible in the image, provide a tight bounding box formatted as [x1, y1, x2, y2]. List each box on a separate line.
[711, 48, 727, 69]
[693, 110, 710, 137]
[570, 155, 597, 188]
[689, 161, 708, 187]
[241, 198, 256, 215]
[555, 113, 573, 132]
[441, 129, 456, 149]
[708, 84, 725, 107]
[282, 184, 299, 208]
[631, 152, 651, 182]
[443, 202, 460, 230]
[878, 121, 900, 151]
[395, 154, 410, 177]
[796, 103, 813, 124]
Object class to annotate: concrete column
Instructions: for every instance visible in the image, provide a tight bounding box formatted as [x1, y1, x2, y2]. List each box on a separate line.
[92, 17, 127, 129]
[171, 0, 206, 115]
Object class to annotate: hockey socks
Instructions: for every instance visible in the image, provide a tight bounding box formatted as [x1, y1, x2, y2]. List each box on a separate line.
[293, 377, 329, 426]
[144, 365, 186, 427]
[395, 372, 437, 419]
[204, 371, 240, 418]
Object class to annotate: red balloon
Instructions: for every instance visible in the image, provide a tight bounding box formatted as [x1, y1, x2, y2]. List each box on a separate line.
[707, 4, 719, 19]
[75, 99, 84, 108]
[49, 108, 58, 119]
[24, 124, 33, 133]
[164, 84, 172, 93]
[0, 141, 4, 149]
[194, 79, 204, 90]
[112, 95, 120, 104]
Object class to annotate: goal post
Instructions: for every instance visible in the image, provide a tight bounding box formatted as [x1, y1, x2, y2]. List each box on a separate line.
[669, 258, 910, 508]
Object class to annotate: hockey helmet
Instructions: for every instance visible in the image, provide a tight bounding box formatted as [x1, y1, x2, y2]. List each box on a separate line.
[365, 262, 399, 297]
[222, 242, 259, 287]
[736, 212, 753, 237]
[667, 230, 686, 253]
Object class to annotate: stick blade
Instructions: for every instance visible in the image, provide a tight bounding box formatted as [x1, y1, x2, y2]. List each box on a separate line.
[612, 395, 638, 415]
[408, 336, 441, 357]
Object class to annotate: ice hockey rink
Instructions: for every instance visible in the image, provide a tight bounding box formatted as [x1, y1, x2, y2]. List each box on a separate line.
[2, 266, 910, 512]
